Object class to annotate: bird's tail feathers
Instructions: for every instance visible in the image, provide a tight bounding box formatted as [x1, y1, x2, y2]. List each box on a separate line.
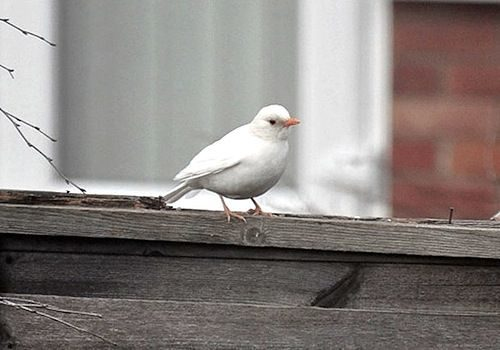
[163, 182, 192, 203]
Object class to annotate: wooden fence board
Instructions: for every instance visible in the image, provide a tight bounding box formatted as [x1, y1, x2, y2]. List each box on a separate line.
[0, 252, 352, 306]
[1, 204, 500, 259]
[0, 189, 165, 210]
[343, 264, 500, 312]
[0, 189, 497, 228]
[4, 233, 499, 265]
[2, 294, 500, 349]
[2, 249, 499, 312]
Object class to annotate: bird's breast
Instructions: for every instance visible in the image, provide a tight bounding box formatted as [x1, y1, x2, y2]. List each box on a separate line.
[199, 140, 289, 199]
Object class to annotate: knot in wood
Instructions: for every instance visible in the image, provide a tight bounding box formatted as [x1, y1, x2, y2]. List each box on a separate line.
[243, 225, 265, 245]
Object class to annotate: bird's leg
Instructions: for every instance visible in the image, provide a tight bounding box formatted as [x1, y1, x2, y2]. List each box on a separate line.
[219, 195, 246, 223]
[249, 198, 273, 217]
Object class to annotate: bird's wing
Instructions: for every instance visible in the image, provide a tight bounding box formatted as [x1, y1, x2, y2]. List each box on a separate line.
[173, 126, 249, 182]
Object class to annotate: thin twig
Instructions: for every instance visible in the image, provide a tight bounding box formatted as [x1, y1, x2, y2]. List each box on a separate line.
[0, 18, 56, 46]
[448, 207, 454, 224]
[37, 305, 102, 317]
[7, 303, 104, 316]
[1, 107, 56, 141]
[0, 63, 14, 78]
[0, 107, 86, 193]
[0, 297, 102, 318]
[1, 299, 117, 346]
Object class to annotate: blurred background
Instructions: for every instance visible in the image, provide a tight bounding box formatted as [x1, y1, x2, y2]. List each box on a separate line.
[0, 0, 498, 219]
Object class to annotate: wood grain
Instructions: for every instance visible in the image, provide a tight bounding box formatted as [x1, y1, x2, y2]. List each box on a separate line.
[0, 252, 352, 306]
[0, 189, 167, 210]
[2, 294, 500, 349]
[3, 250, 498, 312]
[345, 264, 500, 312]
[1, 203, 500, 259]
[0, 189, 498, 228]
[4, 233, 499, 265]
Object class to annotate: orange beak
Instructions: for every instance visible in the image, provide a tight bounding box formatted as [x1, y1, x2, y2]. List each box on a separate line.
[284, 117, 300, 127]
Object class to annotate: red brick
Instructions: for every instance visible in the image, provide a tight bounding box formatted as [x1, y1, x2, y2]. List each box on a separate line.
[392, 2, 500, 220]
[392, 179, 498, 219]
[393, 64, 440, 95]
[393, 98, 498, 140]
[394, 2, 500, 23]
[394, 21, 496, 53]
[447, 66, 500, 96]
[393, 139, 436, 174]
[394, 3, 500, 53]
[451, 141, 500, 177]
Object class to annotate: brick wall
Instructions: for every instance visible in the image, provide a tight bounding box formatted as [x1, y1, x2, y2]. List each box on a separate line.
[392, 2, 500, 219]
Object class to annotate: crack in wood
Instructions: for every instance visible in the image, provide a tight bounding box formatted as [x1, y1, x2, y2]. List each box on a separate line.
[311, 264, 361, 308]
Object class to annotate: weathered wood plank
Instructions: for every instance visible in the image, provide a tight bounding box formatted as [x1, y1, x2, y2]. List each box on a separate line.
[2, 294, 500, 349]
[0, 189, 166, 210]
[343, 264, 500, 312]
[0, 252, 352, 306]
[4, 233, 499, 265]
[1, 189, 499, 228]
[3, 250, 498, 312]
[1, 204, 500, 259]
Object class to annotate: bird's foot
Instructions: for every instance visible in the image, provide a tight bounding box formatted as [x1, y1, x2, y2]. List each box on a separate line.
[219, 195, 247, 223]
[247, 207, 274, 217]
[248, 198, 274, 217]
[225, 211, 247, 223]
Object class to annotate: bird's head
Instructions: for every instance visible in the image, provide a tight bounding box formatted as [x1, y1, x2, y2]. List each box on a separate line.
[250, 104, 300, 140]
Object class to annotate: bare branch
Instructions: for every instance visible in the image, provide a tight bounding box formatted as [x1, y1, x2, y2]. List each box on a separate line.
[0, 18, 84, 192]
[1, 107, 56, 141]
[0, 63, 14, 78]
[0, 18, 56, 46]
[0, 107, 86, 193]
[1, 298, 117, 346]
[1, 296, 102, 318]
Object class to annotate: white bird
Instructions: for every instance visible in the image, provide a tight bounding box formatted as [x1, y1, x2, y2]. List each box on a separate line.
[163, 104, 300, 222]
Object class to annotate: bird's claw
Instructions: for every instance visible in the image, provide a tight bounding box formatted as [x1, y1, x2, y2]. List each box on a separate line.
[247, 208, 274, 217]
[226, 212, 247, 223]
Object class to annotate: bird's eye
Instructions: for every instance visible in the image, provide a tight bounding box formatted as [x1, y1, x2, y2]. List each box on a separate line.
[269, 120, 276, 125]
